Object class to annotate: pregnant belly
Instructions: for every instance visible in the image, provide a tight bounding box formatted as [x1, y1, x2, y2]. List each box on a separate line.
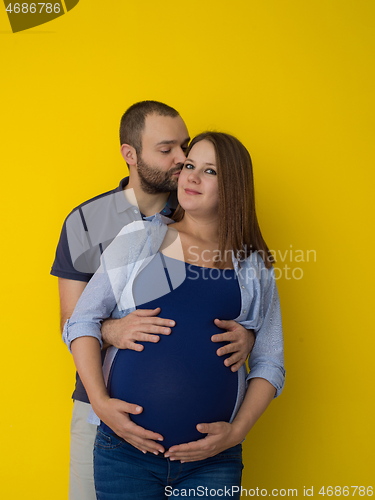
[106, 325, 239, 449]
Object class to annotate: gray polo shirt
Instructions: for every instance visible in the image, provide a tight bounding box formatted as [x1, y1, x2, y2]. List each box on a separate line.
[51, 176, 177, 402]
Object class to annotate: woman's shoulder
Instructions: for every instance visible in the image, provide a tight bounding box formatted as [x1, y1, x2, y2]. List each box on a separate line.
[242, 250, 270, 267]
[240, 251, 275, 284]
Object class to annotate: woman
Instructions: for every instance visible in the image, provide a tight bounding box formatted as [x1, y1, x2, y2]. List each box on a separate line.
[64, 132, 285, 499]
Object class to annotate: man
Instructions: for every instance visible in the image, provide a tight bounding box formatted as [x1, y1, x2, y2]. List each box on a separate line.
[51, 101, 254, 500]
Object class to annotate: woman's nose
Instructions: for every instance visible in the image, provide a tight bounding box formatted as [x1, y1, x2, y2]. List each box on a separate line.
[187, 170, 200, 183]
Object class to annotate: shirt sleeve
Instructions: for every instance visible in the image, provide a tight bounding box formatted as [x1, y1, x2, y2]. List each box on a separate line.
[50, 211, 93, 282]
[61, 220, 151, 351]
[62, 262, 118, 351]
[246, 267, 285, 397]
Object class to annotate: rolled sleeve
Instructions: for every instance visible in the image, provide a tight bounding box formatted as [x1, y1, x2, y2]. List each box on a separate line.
[246, 357, 285, 397]
[63, 318, 103, 352]
[61, 259, 120, 352]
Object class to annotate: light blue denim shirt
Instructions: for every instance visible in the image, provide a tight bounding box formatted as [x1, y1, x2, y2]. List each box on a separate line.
[63, 214, 285, 403]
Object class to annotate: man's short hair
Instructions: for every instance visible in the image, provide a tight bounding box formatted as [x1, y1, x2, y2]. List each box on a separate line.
[119, 101, 180, 154]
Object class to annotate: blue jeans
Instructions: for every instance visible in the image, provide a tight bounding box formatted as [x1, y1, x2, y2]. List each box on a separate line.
[94, 428, 243, 499]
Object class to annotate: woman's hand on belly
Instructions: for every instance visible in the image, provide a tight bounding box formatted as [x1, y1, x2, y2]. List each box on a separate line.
[93, 397, 166, 455]
[164, 421, 240, 463]
[165, 378, 277, 462]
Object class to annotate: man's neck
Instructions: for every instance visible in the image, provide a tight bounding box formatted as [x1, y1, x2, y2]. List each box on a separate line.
[125, 177, 169, 217]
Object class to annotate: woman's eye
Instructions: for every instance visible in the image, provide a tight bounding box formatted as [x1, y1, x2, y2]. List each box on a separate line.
[184, 163, 194, 169]
[205, 168, 217, 175]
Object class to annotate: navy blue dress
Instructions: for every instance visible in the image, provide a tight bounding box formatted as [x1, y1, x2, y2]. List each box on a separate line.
[102, 255, 242, 449]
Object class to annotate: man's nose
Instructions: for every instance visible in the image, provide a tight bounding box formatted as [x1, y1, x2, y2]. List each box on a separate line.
[174, 147, 187, 165]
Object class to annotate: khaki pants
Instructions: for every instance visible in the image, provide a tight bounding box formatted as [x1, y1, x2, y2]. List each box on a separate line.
[69, 400, 98, 500]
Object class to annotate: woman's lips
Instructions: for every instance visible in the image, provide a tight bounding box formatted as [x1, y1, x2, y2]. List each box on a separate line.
[184, 188, 201, 195]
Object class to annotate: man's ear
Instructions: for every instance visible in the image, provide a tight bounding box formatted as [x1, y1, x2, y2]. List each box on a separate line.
[120, 144, 137, 166]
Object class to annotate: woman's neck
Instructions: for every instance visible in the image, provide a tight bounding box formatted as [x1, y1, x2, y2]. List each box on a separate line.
[173, 212, 219, 244]
[170, 213, 232, 269]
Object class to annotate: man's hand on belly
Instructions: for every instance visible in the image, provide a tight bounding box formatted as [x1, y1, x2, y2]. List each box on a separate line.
[101, 308, 175, 350]
[211, 319, 255, 371]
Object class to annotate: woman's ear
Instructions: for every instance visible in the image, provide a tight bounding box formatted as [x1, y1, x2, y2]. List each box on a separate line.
[120, 143, 137, 166]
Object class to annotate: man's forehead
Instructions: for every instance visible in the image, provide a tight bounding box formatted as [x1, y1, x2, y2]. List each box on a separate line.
[143, 113, 188, 142]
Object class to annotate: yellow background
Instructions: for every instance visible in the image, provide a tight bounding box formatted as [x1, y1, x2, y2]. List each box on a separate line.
[1, 0, 374, 498]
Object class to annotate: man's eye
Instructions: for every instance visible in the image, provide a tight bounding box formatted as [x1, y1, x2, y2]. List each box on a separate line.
[161, 150, 171, 154]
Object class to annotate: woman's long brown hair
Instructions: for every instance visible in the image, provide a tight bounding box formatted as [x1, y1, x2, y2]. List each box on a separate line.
[173, 132, 273, 269]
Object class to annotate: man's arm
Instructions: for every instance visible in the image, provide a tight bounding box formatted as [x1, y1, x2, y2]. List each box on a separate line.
[58, 278, 87, 332]
[58, 278, 175, 348]
[58, 278, 254, 363]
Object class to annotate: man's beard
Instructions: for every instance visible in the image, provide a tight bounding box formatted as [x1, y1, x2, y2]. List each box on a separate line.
[137, 157, 182, 194]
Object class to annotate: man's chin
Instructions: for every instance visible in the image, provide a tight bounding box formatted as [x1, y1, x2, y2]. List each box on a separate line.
[167, 176, 179, 189]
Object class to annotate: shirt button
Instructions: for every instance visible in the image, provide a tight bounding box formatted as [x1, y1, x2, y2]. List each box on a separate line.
[241, 285, 245, 289]
[134, 209, 138, 214]
[242, 310, 247, 314]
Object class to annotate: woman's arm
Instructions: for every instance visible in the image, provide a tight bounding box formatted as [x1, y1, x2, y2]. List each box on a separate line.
[246, 266, 285, 395]
[70, 337, 108, 407]
[70, 336, 167, 455]
[164, 377, 276, 462]
[228, 377, 276, 441]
